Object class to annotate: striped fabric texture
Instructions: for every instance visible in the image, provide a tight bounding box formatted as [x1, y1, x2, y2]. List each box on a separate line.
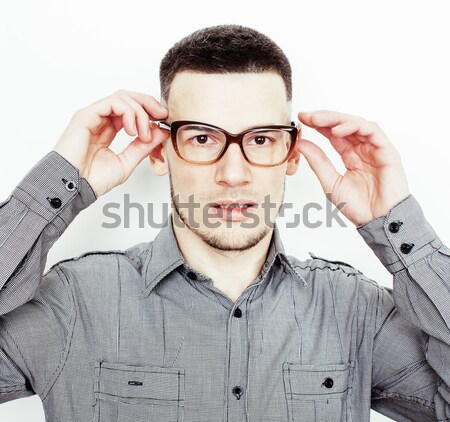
[0, 150, 450, 421]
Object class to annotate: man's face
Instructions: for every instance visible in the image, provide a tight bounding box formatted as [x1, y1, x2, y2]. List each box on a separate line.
[150, 71, 300, 252]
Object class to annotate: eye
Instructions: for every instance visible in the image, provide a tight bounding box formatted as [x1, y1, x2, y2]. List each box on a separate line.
[193, 134, 211, 145]
[248, 135, 273, 146]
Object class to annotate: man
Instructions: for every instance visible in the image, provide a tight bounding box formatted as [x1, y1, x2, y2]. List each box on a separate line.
[0, 24, 449, 422]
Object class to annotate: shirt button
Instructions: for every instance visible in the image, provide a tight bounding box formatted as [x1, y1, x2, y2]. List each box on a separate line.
[400, 243, 414, 254]
[233, 308, 242, 318]
[187, 271, 197, 280]
[388, 221, 402, 233]
[322, 377, 334, 389]
[232, 386, 243, 400]
[64, 180, 77, 191]
[47, 197, 62, 209]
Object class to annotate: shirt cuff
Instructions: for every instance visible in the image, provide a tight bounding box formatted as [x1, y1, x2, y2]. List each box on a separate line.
[11, 150, 97, 227]
[356, 194, 442, 274]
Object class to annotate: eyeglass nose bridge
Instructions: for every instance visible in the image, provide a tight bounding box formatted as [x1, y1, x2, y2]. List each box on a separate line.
[217, 131, 249, 160]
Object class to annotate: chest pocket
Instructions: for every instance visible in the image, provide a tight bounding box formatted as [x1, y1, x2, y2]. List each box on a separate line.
[283, 361, 354, 422]
[93, 361, 185, 422]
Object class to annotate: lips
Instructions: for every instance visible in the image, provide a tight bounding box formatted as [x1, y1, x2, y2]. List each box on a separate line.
[209, 200, 257, 209]
[208, 199, 258, 222]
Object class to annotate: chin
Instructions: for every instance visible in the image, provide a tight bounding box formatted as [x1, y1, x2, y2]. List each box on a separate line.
[194, 223, 271, 252]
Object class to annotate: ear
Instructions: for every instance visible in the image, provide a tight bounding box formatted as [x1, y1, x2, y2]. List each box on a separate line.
[148, 139, 169, 176]
[285, 124, 302, 176]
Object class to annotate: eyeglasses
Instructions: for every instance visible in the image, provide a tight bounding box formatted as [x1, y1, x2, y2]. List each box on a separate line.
[157, 120, 299, 167]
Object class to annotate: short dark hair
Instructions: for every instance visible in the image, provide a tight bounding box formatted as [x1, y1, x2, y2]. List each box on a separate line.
[159, 24, 292, 103]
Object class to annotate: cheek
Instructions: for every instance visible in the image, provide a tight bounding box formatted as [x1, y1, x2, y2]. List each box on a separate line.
[170, 165, 207, 198]
[258, 170, 285, 191]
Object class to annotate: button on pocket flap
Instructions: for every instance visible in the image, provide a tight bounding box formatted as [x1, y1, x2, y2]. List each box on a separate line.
[97, 361, 185, 402]
[283, 361, 353, 397]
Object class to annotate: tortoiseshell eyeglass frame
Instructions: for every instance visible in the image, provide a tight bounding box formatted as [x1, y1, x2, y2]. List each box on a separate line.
[157, 120, 299, 167]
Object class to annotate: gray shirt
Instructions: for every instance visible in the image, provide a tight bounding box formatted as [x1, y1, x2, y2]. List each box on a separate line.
[1, 151, 450, 422]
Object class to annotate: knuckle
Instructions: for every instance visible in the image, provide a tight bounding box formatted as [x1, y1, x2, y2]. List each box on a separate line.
[73, 108, 86, 119]
[367, 121, 379, 130]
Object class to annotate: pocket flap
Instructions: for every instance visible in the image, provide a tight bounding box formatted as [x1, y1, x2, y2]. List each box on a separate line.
[95, 361, 185, 402]
[283, 361, 353, 397]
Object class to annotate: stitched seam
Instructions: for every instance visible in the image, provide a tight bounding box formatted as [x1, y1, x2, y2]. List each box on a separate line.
[117, 256, 122, 363]
[372, 300, 395, 349]
[326, 269, 344, 362]
[44, 251, 127, 277]
[0, 385, 29, 393]
[41, 266, 77, 401]
[0, 203, 27, 249]
[152, 260, 184, 285]
[1, 325, 34, 392]
[293, 263, 361, 276]
[372, 388, 435, 410]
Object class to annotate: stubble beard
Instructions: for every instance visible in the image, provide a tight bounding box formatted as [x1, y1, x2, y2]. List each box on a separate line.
[168, 172, 285, 253]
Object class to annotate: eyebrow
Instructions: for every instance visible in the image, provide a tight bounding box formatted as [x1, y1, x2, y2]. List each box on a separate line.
[183, 125, 218, 132]
[185, 123, 288, 132]
[161, 120, 291, 132]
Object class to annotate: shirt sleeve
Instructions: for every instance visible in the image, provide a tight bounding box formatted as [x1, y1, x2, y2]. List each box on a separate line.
[0, 150, 97, 315]
[0, 151, 96, 403]
[357, 193, 450, 421]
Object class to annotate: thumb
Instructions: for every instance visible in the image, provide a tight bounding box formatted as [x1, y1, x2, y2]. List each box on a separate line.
[298, 138, 341, 193]
[118, 127, 169, 176]
[118, 137, 155, 177]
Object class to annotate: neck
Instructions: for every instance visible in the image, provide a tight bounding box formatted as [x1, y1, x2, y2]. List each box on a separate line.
[172, 214, 274, 302]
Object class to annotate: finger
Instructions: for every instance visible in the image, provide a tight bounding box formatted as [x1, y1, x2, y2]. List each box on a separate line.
[315, 126, 363, 146]
[118, 95, 152, 142]
[91, 97, 138, 137]
[298, 110, 361, 129]
[299, 111, 389, 148]
[297, 138, 342, 193]
[116, 90, 168, 120]
[331, 121, 360, 137]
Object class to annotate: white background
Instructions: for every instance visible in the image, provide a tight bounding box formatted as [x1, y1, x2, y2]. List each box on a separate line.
[1, 1, 449, 421]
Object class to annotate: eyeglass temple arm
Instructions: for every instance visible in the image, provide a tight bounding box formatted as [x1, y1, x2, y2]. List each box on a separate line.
[157, 122, 171, 130]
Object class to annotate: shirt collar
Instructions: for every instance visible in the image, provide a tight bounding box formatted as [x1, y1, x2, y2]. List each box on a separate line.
[141, 213, 306, 297]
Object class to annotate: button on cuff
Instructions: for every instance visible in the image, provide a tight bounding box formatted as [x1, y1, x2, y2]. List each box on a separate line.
[400, 243, 414, 254]
[357, 194, 440, 273]
[388, 221, 403, 233]
[62, 178, 77, 192]
[47, 197, 62, 209]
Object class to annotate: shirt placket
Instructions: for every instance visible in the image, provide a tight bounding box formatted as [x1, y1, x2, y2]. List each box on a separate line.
[224, 285, 258, 422]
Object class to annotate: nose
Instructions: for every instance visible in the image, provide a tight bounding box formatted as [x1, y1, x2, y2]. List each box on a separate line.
[215, 143, 251, 188]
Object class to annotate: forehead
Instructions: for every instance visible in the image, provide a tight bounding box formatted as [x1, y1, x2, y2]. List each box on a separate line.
[166, 71, 291, 132]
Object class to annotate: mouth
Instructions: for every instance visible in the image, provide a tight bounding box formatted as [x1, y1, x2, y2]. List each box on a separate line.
[208, 200, 258, 222]
[209, 200, 258, 210]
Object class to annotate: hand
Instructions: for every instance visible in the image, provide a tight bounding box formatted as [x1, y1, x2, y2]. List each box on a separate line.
[53, 89, 169, 197]
[297, 110, 410, 227]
